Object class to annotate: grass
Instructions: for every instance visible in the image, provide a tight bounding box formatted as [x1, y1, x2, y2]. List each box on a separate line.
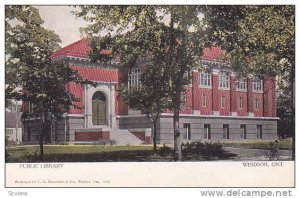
[5, 139, 293, 162]
[220, 138, 293, 150]
[6, 145, 156, 162]
[5, 144, 236, 162]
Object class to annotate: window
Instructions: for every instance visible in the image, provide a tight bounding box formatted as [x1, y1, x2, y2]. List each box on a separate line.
[257, 125, 263, 139]
[6, 100, 22, 113]
[254, 98, 259, 110]
[27, 127, 31, 141]
[253, 77, 263, 92]
[202, 95, 207, 107]
[35, 135, 39, 142]
[199, 71, 211, 87]
[219, 71, 230, 88]
[221, 96, 226, 108]
[223, 124, 229, 139]
[236, 78, 247, 90]
[204, 124, 211, 139]
[29, 101, 34, 113]
[180, 93, 187, 108]
[183, 124, 191, 140]
[238, 97, 243, 109]
[5, 129, 14, 135]
[184, 70, 192, 86]
[240, 125, 246, 139]
[128, 68, 141, 88]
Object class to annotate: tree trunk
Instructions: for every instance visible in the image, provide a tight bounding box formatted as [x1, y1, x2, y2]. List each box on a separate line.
[153, 120, 157, 155]
[39, 123, 45, 161]
[39, 113, 49, 161]
[173, 108, 181, 161]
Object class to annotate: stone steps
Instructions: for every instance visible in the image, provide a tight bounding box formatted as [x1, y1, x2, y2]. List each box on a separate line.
[110, 129, 143, 145]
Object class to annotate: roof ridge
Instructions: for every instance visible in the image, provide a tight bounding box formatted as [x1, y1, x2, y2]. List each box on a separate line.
[52, 38, 224, 61]
[63, 38, 88, 49]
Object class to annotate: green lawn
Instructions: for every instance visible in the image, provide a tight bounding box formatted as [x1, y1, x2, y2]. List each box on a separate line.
[5, 139, 293, 162]
[220, 138, 293, 150]
[6, 145, 157, 162]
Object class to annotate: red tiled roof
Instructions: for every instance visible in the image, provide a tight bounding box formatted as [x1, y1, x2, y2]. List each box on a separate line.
[71, 65, 119, 82]
[201, 46, 224, 61]
[51, 39, 224, 61]
[51, 39, 90, 59]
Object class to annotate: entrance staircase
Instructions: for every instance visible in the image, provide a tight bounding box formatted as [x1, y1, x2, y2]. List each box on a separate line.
[110, 129, 143, 145]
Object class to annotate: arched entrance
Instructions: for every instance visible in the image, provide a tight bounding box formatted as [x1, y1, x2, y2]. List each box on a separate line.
[92, 91, 107, 125]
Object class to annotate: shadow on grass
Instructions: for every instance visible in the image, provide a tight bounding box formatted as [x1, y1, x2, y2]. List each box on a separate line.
[7, 149, 238, 163]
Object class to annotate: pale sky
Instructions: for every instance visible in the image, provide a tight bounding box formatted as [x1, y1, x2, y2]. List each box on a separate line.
[35, 6, 88, 47]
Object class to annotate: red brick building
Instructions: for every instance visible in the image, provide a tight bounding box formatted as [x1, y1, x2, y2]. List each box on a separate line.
[23, 39, 278, 144]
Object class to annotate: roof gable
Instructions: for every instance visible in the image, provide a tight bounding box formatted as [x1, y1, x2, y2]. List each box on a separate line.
[51, 39, 90, 59]
[201, 46, 224, 61]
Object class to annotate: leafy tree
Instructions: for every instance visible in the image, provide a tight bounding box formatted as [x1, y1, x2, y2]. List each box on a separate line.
[276, 72, 293, 139]
[120, 60, 171, 154]
[74, 5, 205, 161]
[5, 6, 84, 160]
[203, 5, 295, 158]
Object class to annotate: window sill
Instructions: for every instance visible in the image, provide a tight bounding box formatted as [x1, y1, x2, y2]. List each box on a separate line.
[253, 90, 263, 93]
[199, 85, 212, 89]
[218, 87, 230, 91]
[236, 89, 247, 92]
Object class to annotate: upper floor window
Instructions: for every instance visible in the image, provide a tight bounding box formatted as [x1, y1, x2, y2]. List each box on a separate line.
[6, 99, 22, 113]
[199, 71, 211, 87]
[236, 78, 247, 91]
[180, 92, 187, 108]
[253, 77, 263, 92]
[128, 68, 141, 89]
[219, 71, 230, 89]
[184, 70, 192, 86]
[28, 101, 35, 113]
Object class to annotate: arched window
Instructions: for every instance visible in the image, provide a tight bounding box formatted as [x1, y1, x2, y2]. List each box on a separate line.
[92, 91, 106, 125]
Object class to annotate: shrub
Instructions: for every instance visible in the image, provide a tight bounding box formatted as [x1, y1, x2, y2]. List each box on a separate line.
[5, 150, 10, 162]
[262, 141, 279, 160]
[109, 140, 116, 146]
[158, 144, 173, 157]
[181, 141, 225, 160]
[5, 137, 16, 147]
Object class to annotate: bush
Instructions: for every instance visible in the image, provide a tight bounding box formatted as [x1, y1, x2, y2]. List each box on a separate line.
[181, 141, 225, 160]
[5, 137, 16, 147]
[262, 141, 279, 160]
[158, 144, 173, 157]
[5, 150, 10, 162]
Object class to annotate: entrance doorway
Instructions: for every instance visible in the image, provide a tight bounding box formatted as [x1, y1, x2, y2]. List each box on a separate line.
[92, 91, 107, 125]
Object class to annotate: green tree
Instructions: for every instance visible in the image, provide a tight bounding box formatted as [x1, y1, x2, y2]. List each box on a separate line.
[5, 6, 85, 160]
[74, 5, 205, 161]
[120, 61, 171, 154]
[203, 5, 295, 158]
